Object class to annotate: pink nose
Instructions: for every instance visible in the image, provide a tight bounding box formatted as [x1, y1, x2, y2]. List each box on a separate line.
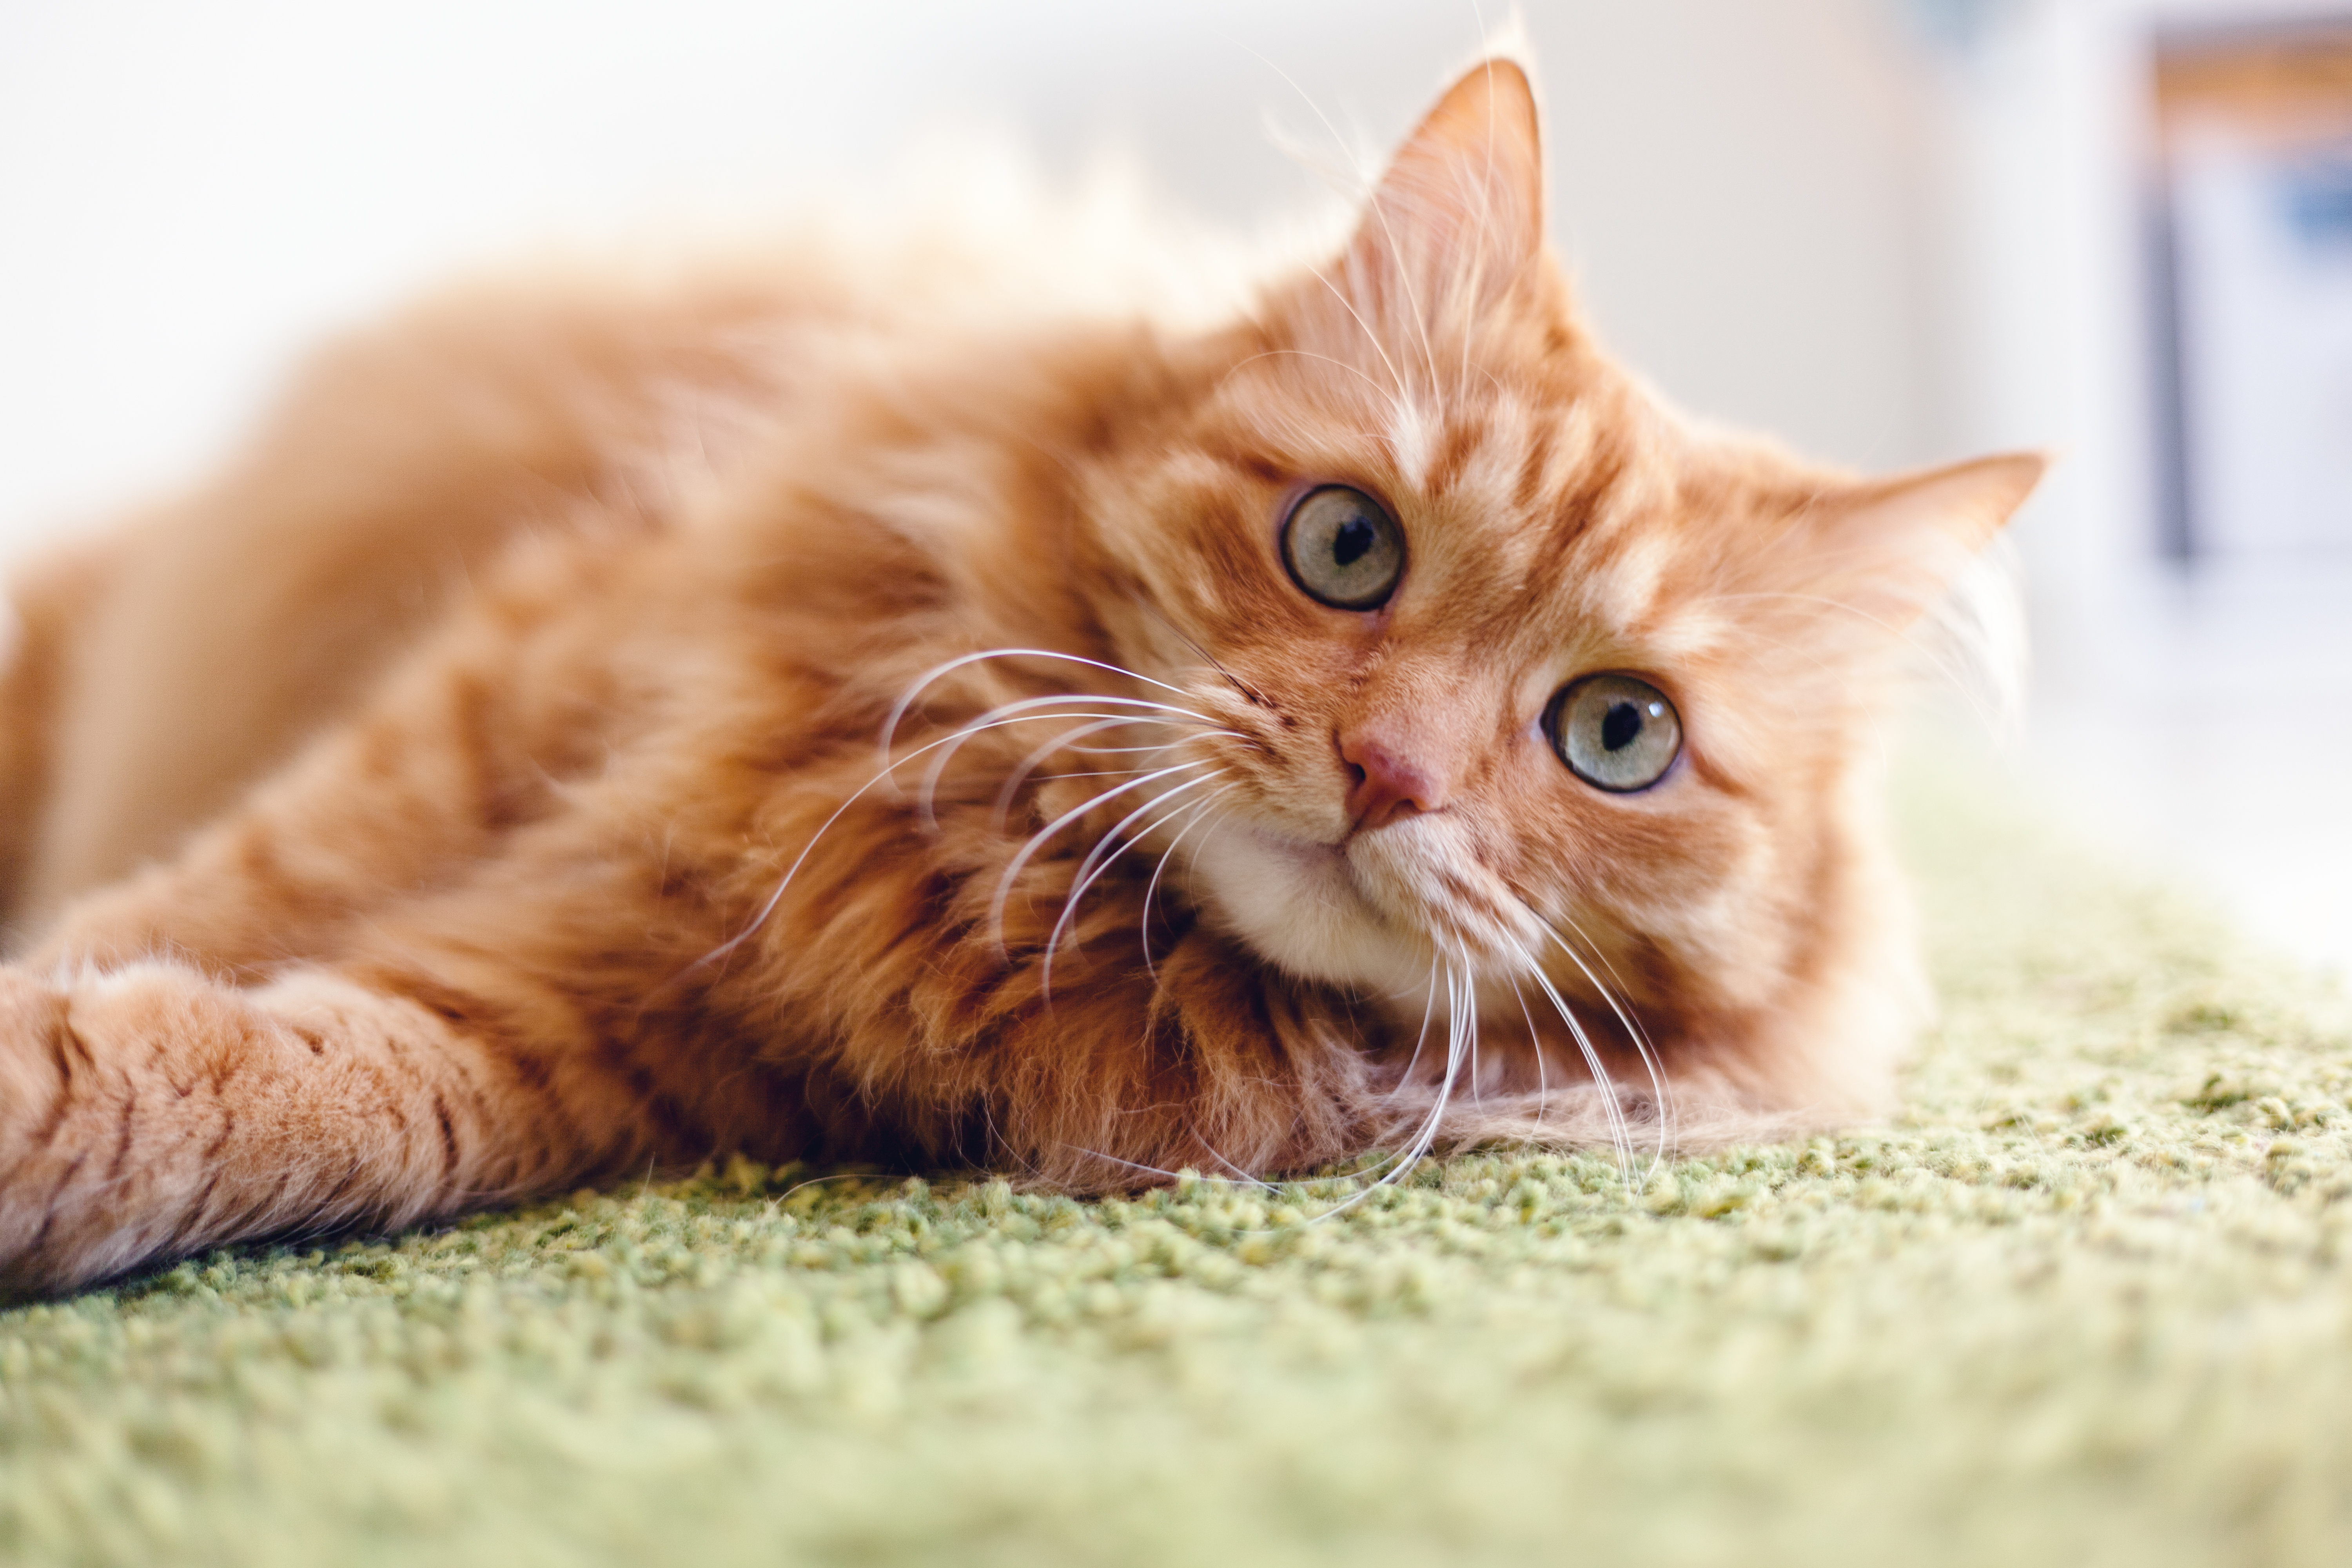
[1339, 730, 1446, 831]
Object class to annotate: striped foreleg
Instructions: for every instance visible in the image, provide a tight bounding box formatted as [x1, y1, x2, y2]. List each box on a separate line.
[0, 959, 644, 1296]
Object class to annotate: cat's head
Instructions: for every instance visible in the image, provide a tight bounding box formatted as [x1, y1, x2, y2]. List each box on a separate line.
[1064, 59, 2040, 1105]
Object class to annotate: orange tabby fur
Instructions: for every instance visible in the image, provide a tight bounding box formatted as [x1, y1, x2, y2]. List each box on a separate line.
[0, 61, 2041, 1295]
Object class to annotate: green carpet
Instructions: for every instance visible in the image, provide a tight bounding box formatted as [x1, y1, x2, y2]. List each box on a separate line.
[4, 742, 2349, 1567]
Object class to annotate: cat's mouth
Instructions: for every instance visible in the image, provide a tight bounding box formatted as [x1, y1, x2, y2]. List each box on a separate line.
[1184, 817, 1458, 1000]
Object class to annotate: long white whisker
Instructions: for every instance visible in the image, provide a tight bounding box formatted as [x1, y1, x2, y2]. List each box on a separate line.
[1385, 951, 1444, 1101]
[1040, 769, 1229, 999]
[1024, 767, 1158, 781]
[1231, 37, 1437, 399]
[1046, 740, 1218, 756]
[1539, 921, 1673, 1175]
[915, 707, 1203, 829]
[1059, 771, 1227, 942]
[1062, 1147, 1191, 1184]
[1526, 964, 1635, 1181]
[986, 762, 1214, 956]
[1031, 767, 1200, 782]
[1510, 975, 1549, 1131]
[1192, 1138, 1287, 1194]
[1411, 955, 1472, 1167]
[1058, 1144, 1282, 1195]
[883, 647, 1212, 765]
[699, 717, 1070, 974]
[1140, 784, 1243, 978]
[1466, 951, 1491, 1113]
[1457, 949, 1480, 1112]
[1287, 951, 1493, 1228]
[1323, 954, 1463, 1209]
[992, 714, 1183, 831]
[1303, 263, 1414, 409]
[1412, 952, 1474, 1168]
[1213, 347, 1416, 407]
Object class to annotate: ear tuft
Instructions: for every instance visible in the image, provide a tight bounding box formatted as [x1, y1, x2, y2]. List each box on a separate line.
[1844, 451, 2047, 555]
[1804, 451, 2049, 633]
[1325, 59, 1547, 358]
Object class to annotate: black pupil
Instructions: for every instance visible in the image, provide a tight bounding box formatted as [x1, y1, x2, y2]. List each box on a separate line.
[1330, 515, 1376, 567]
[1601, 701, 1644, 752]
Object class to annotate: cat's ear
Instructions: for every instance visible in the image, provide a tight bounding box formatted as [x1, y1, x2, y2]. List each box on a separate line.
[1800, 452, 2047, 631]
[1332, 58, 1546, 339]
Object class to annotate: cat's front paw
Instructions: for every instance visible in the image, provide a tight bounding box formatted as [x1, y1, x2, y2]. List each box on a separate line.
[0, 967, 79, 1287]
[0, 966, 71, 1158]
[0, 962, 257, 1295]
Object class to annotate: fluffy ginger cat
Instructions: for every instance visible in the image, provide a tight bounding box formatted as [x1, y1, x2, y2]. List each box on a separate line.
[0, 59, 2040, 1295]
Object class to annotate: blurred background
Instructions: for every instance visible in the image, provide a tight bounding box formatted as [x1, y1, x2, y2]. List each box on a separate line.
[2, 0, 2348, 969]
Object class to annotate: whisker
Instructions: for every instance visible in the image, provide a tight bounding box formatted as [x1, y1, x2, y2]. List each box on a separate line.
[1136, 600, 1275, 713]
[986, 761, 1215, 958]
[1212, 347, 1410, 408]
[1029, 767, 1197, 782]
[1192, 1138, 1287, 1194]
[1454, 949, 1479, 1114]
[693, 717, 1081, 977]
[910, 694, 1235, 826]
[1140, 784, 1243, 978]
[1056, 771, 1227, 944]
[1510, 975, 1550, 1131]
[1040, 769, 1230, 1000]
[1303, 261, 1414, 409]
[1537, 920, 1673, 1176]
[1229, 37, 1437, 399]
[883, 646, 1215, 765]
[992, 714, 1184, 832]
[1467, 958, 1488, 1113]
[1058, 1144, 1282, 1195]
[1292, 948, 1472, 1224]
[993, 715, 1223, 832]
[1400, 949, 1474, 1174]
[686, 699, 1217, 984]
[1408, 955, 1472, 1168]
[1525, 963, 1635, 1181]
[1043, 740, 1217, 756]
[1385, 952, 1444, 1101]
[1061, 1146, 1192, 1184]
[1287, 950, 1522, 1230]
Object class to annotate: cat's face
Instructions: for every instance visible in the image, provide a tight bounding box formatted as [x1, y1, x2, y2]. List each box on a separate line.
[1073, 62, 2040, 1049]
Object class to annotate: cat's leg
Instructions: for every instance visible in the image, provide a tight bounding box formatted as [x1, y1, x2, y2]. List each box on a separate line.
[0, 953, 677, 1296]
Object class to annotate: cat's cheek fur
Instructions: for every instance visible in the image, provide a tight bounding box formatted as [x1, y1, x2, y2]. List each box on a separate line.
[1184, 821, 1434, 1000]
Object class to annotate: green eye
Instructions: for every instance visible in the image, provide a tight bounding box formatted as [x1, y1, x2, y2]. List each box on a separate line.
[1280, 486, 1404, 610]
[1547, 673, 1682, 792]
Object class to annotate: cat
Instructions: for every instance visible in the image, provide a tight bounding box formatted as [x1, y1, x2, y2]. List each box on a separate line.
[0, 57, 2042, 1296]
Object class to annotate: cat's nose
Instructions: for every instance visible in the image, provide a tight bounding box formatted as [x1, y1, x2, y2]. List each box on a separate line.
[1338, 729, 1447, 832]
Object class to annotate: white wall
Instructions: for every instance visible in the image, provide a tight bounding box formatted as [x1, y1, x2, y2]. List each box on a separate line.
[1933, 0, 2352, 972]
[0, 0, 1955, 557]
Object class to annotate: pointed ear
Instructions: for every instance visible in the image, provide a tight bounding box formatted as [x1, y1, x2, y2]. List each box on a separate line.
[1330, 58, 1546, 346]
[1800, 452, 2048, 631]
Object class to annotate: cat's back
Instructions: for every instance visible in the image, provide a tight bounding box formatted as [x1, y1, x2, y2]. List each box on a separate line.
[3, 177, 1279, 936]
[4, 240, 914, 927]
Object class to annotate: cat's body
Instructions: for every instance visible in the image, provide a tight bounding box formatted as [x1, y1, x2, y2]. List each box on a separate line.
[0, 62, 2040, 1295]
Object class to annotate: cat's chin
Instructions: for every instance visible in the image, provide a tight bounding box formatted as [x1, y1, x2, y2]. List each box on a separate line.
[1184, 819, 1438, 1004]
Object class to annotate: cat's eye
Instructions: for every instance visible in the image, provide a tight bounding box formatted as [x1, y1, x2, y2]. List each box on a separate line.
[1547, 674, 1682, 793]
[1280, 486, 1404, 610]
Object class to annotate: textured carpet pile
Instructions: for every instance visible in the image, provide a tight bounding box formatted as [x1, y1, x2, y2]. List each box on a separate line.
[4, 751, 2350, 1566]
